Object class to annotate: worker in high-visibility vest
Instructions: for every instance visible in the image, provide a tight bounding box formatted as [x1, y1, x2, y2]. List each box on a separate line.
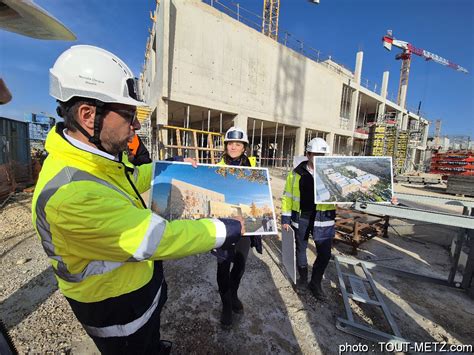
[281, 138, 336, 300]
[214, 126, 260, 328]
[128, 133, 151, 166]
[32, 45, 244, 354]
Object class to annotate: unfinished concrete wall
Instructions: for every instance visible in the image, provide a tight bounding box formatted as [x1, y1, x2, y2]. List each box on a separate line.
[141, 0, 430, 168]
[148, 0, 350, 136]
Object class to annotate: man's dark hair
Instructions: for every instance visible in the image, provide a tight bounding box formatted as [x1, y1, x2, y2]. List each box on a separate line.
[56, 98, 99, 132]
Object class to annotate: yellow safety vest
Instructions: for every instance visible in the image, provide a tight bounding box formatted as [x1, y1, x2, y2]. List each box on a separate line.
[217, 156, 256, 167]
[282, 166, 336, 227]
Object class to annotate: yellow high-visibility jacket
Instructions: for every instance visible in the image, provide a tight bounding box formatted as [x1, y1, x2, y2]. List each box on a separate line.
[218, 155, 256, 167]
[32, 125, 240, 338]
[281, 160, 336, 229]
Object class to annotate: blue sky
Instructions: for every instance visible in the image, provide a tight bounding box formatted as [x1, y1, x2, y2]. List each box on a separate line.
[152, 162, 272, 207]
[0, 0, 472, 137]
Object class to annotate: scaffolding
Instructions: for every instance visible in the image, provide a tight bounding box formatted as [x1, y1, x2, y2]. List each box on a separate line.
[157, 125, 224, 164]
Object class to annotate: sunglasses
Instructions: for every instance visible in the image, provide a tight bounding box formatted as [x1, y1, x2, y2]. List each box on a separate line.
[107, 107, 137, 125]
[226, 130, 244, 140]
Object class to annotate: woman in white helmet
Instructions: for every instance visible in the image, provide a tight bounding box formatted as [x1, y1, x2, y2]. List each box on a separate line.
[281, 137, 336, 300]
[214, 127, 260, 328]
[219, 127, 255, 166]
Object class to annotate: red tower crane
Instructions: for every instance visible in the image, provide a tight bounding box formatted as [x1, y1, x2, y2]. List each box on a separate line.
[382, 30, 468, 109]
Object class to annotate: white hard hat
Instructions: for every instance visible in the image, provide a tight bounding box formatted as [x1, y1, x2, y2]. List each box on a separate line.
[306, 137, 330, 154]
[224, 127, 249, 144]
[49, 45, 142, 106]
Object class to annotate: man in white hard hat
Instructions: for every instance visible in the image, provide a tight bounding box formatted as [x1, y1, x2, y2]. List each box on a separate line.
[32, 45, 244, 354]
[281, 138, 336, 299]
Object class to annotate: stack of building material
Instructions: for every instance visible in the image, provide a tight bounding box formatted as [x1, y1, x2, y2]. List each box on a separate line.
[446, 175, 474, 196]
[395, 131, 409, 173]
[367, 124, 388, 156]
[430, 150, 474, 177]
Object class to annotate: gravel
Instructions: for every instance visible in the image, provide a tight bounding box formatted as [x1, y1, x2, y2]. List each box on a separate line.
[1, 182, 473, 354]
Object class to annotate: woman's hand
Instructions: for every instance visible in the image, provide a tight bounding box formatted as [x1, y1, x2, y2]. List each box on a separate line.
[183, 157, 198, 167]
[233, 216, 246, 235]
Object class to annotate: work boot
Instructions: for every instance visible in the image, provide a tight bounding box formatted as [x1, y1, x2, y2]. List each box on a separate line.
[230, 288, 244, 313]
[158, 340, 173, 355]
[297, 266, 308, 288]
[308, 280, 326, 300]
[308, 267, 326, 300]
[220, 290, 233, 329]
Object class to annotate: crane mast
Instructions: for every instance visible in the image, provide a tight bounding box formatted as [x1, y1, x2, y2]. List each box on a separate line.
[262, 1, 319, 40]
[262, 0, 280, 40]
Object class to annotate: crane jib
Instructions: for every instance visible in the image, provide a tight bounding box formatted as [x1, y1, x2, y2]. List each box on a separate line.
[406, 43, 468, 73]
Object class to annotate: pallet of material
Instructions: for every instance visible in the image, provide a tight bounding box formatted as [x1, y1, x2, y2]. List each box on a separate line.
[334, 208, 388, 255]
[446, 176, 474, 196]
[0, 162, 33, 205]
[394, 175, 442, 184]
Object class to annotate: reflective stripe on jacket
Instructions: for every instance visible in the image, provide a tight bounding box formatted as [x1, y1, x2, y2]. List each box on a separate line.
[281, 160, 335, 227]
[32, 125, 236, 304]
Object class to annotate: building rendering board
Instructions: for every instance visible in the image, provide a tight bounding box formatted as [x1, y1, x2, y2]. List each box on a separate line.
[314, 156, 393, 204]
[150, 161, 277, 235]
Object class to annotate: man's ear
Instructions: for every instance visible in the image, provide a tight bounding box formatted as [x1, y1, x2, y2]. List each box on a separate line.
[76, 104, 96, 130]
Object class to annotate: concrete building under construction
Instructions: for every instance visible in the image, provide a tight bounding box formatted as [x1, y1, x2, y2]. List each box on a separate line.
[139, 0, 430, 171]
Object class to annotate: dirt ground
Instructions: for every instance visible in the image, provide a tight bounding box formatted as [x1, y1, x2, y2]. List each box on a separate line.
[1, 174, 473, 354]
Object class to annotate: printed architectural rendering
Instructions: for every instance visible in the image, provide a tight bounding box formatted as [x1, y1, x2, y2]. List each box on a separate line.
[151, 162, 277, 235]
[314, 157, 393, 203]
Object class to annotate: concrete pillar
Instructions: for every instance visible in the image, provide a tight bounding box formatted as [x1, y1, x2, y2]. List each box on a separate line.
[376, 72, 390, 122]
[409, 147, 417, 171]
[326, 132, 335, 155]
[354, 51, 363, 85]
[401, 114, 409, 130]
[422, 123, 429, 147]
[233, 114, 248, 131]
[156, 98, 168, 126]
[347, 137, 354, 156]
[398, 85, 408, 110]
[381, 71, 389, 98]
[294, 126, 306, 156]
[151, 99, 168, 160]
[349, 90, 359, 132]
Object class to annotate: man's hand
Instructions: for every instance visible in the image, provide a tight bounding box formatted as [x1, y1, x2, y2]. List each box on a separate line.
[183, 157, 197, 167]
[282, 223, 290, 232]
[391, 196, 398, 205]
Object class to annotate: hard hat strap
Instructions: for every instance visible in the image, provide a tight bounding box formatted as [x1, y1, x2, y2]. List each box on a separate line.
[89, 102, 108, 152]
[68, 100, 109, 153]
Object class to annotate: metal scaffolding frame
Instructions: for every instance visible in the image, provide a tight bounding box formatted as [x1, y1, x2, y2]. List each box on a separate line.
[335, 256, 408, 344]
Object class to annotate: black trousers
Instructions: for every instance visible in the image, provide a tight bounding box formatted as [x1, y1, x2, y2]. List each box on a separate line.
[67, 262, 167, 354]
[217, 237, 251, 294]
[312, 238, 332, 281]
[89, 281, 168, 354]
